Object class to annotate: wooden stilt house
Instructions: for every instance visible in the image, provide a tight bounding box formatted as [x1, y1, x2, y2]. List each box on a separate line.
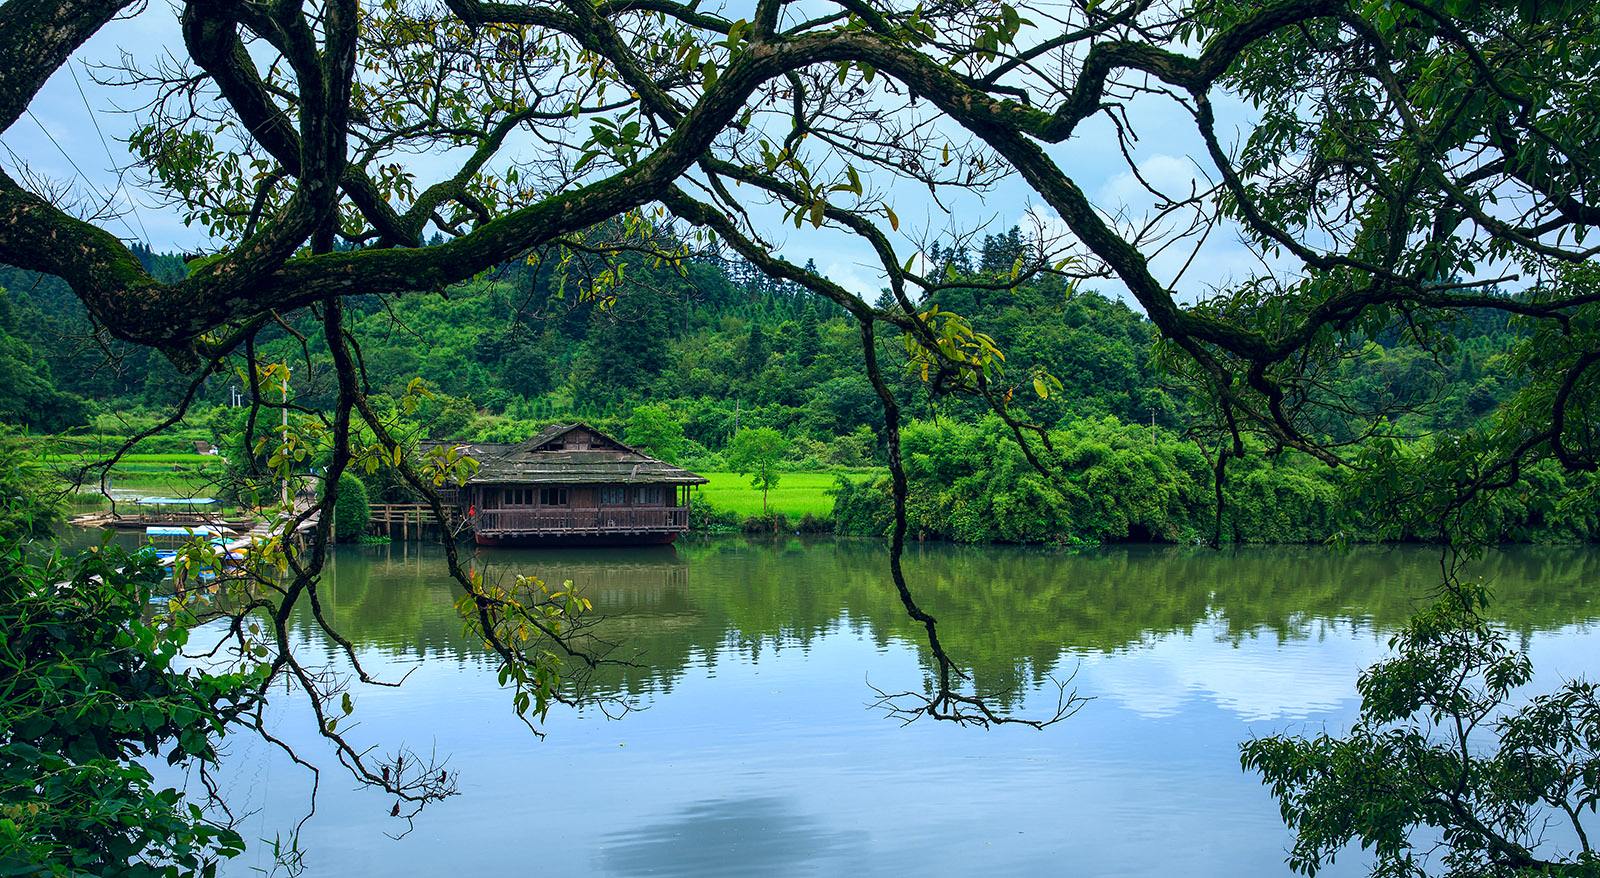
[455, 423, 706, 546]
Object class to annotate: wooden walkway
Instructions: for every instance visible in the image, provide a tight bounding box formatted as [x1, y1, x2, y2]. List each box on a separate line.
[369, 503, 458, 541]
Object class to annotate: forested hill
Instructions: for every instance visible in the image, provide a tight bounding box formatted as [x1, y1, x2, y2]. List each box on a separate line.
[0, 228, 1519, 456]
[5, 232, 1585, 545]
[0, 245, 189, 431]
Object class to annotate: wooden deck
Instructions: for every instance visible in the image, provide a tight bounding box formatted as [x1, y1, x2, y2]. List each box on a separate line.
[366, 502, 690, 543]
[473, 506, 689, 537]
[71, 511, 254, 531]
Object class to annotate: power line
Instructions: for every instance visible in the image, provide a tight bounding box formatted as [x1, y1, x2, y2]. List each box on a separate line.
[69, 60, 152, 244]
[24, 106, 145, 244]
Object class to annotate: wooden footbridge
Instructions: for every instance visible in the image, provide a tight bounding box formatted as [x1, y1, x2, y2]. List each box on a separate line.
[368, 503, 461, 541]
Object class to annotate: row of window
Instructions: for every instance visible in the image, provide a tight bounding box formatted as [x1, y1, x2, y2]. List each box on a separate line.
[499, 486, 663, 507]
[600, 486, 662, 505]
[500, 487, 568, 506]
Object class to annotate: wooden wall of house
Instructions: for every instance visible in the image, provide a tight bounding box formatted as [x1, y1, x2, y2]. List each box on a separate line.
[535, 427, 624, 453]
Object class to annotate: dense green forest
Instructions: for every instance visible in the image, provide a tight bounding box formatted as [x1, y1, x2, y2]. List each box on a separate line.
[3, 231, 1590, 545]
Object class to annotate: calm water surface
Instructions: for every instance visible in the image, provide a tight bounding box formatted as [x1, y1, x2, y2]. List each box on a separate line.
[178, 539, 1599, 876]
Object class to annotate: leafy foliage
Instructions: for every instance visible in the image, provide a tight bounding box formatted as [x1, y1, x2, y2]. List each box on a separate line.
[1242, 579, 1600, 876]
[0, 543, 261, 877]
[623, 403, 687, 463]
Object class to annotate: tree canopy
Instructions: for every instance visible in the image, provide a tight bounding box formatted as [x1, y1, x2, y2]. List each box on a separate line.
[727, 426, 787, 513]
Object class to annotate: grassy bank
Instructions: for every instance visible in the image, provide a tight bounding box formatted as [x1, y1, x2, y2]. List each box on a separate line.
[692, 470, 878, 519]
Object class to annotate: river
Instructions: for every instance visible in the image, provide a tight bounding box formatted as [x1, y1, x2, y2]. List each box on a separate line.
[178, 538, 1599, 876]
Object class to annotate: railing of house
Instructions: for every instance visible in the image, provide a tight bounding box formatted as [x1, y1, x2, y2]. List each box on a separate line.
[474, 506, 689, 534]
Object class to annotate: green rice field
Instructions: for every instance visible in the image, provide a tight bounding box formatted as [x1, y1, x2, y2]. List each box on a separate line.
[692, 470, 880, 519]
[42, 453, 230, 510]
[41, 453, 220, 466]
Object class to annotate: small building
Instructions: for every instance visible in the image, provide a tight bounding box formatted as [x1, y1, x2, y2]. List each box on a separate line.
[456, 423, 707, 546]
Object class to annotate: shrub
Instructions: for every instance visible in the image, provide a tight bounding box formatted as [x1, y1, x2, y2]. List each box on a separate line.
[0, 428, 60, 540]
[688, 501, 742, 533]
[328, 472, 370, 542]
[831, 473, 893, 538]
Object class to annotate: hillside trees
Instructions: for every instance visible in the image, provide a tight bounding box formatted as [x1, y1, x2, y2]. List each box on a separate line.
[624, 402, 687, 462]
[4, 0, 1600, 868]
[3, 1, 1596, 469]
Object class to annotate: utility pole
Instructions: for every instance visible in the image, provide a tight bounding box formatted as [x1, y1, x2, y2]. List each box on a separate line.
[281, 367, 291, 507]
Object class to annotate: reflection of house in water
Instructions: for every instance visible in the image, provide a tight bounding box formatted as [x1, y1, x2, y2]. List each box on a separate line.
[475, 547, 692, 615]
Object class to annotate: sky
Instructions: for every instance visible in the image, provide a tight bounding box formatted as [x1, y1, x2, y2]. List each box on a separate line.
[0, 2, 1271, 308]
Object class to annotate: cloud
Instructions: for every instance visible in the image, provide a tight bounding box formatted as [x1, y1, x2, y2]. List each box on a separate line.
[820, 260, 884, 300]
[1095, 153, 1209, 211]
[1079, 616, 1387, 722]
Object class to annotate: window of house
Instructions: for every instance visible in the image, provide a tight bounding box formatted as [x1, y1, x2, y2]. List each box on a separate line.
[635, 486, 662, 505]
[503, 488, 535, 506]
[539, 487, 570, 506]
[600, 486, 626, 505]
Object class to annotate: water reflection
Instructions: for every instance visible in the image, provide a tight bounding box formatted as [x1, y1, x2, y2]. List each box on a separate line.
[598, 796, 868, 877]
[1084, 616, 1389, 720]
[113, 535, 1597, 877]
[298, 540, 1600, 719]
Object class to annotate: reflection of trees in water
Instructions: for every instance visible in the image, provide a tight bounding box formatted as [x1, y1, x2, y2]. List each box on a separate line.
[288, 540, 1600, 703]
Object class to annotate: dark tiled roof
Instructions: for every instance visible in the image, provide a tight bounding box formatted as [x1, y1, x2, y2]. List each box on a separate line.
[417, 440, 516, 460]
[462, 423, 707, 486]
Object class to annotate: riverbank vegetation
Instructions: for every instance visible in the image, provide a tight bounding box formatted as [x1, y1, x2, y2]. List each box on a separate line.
[834, 416, 1600, 546]
[0, 543, 259, 874]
